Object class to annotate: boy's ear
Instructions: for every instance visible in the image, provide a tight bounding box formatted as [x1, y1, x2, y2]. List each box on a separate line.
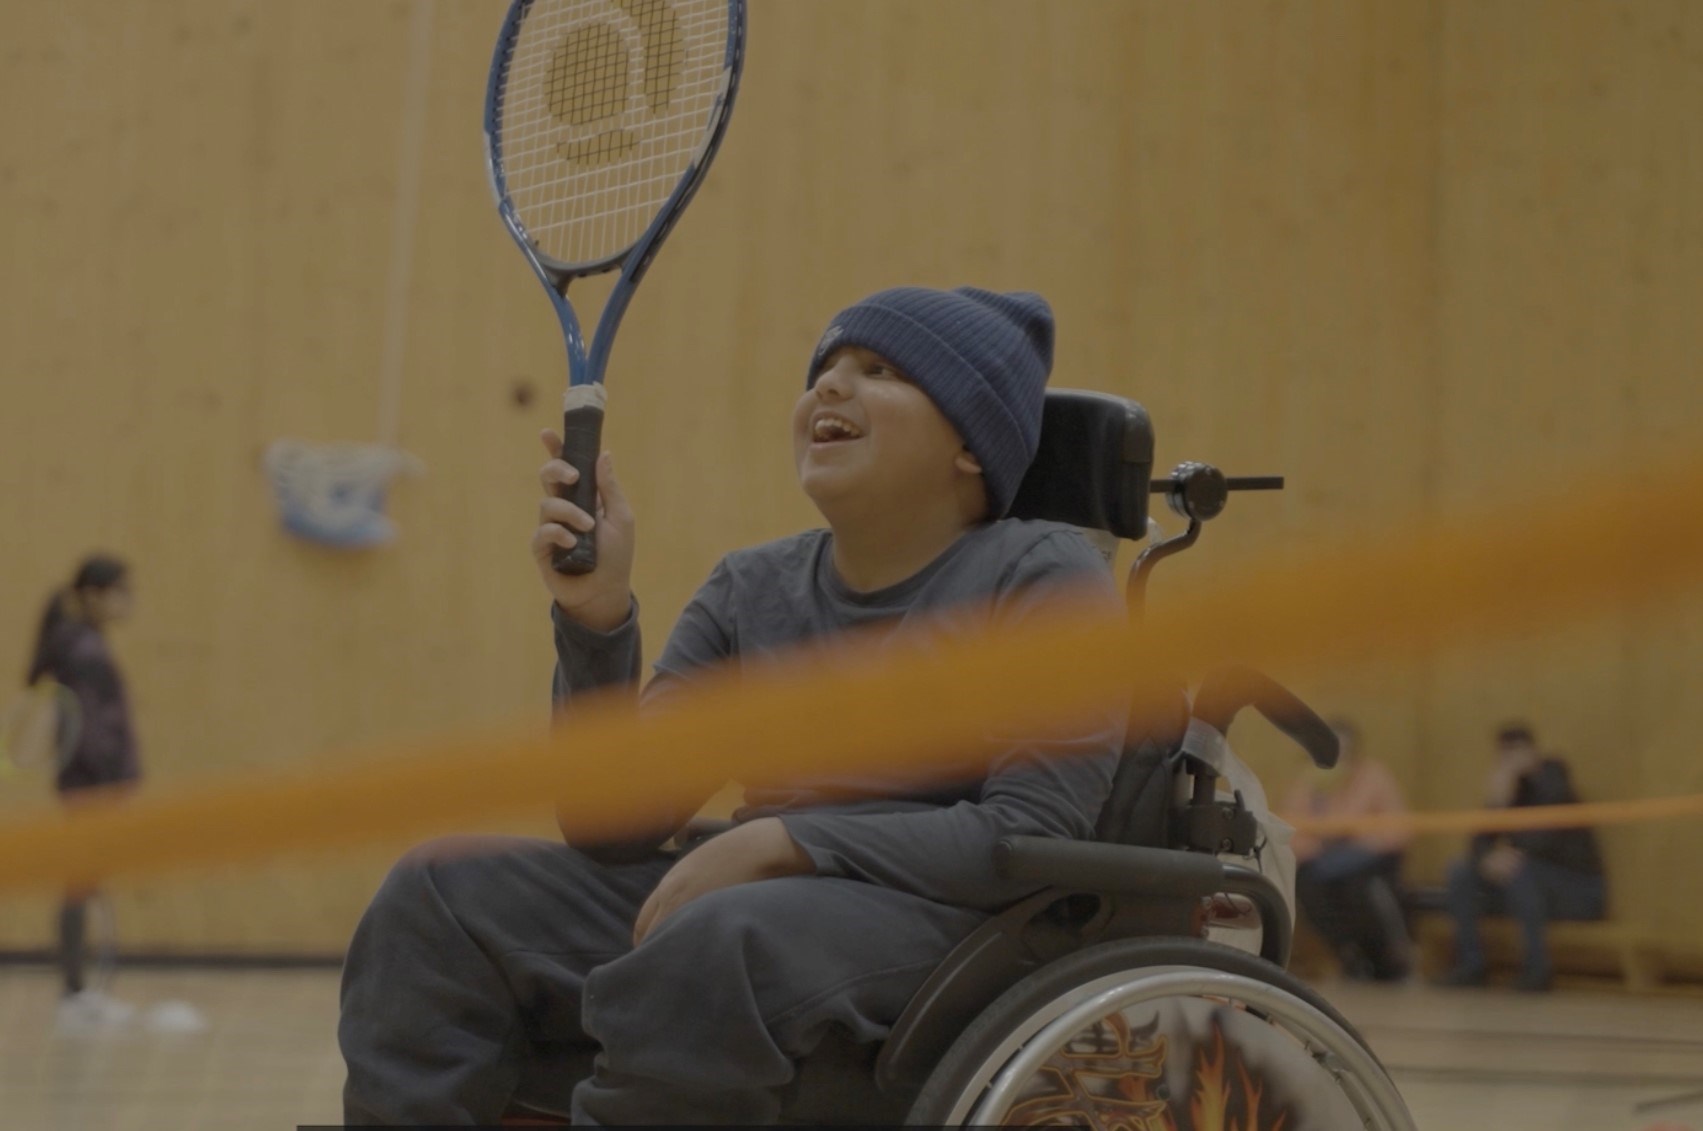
[954, 448, 983, 475]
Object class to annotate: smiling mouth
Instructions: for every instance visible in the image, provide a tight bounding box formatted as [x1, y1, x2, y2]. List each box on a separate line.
[810, 414, 865, 443]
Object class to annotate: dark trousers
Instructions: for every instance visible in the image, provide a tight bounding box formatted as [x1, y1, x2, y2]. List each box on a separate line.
[57, 785, 105, 997]
[1445, 855, 1606, 979]
[338, 835, 987, 1126]
[58, 896, 89, 995]
[1294, 846, 1409, 980]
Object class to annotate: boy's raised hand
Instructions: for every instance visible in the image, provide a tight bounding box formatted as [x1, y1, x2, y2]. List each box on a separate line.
[533, 431, 636, 632]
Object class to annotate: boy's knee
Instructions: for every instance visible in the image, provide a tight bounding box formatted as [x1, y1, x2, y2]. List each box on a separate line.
[383, 836, 482, 897]
[368, 836, 540, 926]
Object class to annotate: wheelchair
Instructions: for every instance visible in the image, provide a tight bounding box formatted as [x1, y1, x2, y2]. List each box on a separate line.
[506, 390, 1417, 1129]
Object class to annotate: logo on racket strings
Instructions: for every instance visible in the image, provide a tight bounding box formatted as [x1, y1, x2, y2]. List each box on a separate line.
[547, 0, 687, 167]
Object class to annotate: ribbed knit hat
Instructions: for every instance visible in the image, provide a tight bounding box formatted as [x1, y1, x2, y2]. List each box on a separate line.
[806, 286, 1054, 517]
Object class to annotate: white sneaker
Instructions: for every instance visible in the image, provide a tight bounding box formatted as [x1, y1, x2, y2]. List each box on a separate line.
[55, 989, 137, 1032]
[144, 1000, 209, 1034]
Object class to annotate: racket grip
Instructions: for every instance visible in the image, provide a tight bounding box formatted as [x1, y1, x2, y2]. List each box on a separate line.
[553, 388, 605, 575]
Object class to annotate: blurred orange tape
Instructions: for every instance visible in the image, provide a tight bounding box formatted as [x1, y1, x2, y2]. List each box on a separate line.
[1289, 792, 1703, 839]
[0, 453, 1700, 893]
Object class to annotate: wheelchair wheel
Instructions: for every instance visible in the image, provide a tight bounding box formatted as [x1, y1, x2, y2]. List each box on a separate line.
[907, 937, 1414, 1130]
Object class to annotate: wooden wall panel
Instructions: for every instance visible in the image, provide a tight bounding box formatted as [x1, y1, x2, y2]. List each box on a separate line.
[1415, 0, 1703, 941]
[0, 1, 1695, 959]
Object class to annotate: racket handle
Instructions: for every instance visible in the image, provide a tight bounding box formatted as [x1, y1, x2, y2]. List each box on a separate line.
[553, 387, 606, 575]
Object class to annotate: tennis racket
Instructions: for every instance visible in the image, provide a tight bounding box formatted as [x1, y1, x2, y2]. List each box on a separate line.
[0, 679, 82, 776]
[485, 0, 746, 574]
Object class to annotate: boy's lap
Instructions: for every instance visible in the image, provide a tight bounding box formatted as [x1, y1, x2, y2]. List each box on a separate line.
[407, 835, 674, 959]
[592, 875, 990, 1040]
[654, 873, 986, 954]
[418, 835, 986, 986]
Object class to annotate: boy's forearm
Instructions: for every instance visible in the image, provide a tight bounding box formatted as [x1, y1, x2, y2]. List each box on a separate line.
[550, 598, 643, 710]
[778, 749, 1115, 910]
[561, 593, 636, 634]
[780, 800, 1082, 909]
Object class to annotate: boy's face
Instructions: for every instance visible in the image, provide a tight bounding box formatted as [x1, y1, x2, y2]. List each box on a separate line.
[793, 346, 982, 519]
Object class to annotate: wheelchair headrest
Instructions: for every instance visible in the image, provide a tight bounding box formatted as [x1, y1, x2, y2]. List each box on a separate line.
[1007, 389, 1154, 540]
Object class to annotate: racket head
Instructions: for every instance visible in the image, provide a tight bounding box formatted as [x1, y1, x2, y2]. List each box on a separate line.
[0, 681, 80, 773]
[485, 0, 745, 279]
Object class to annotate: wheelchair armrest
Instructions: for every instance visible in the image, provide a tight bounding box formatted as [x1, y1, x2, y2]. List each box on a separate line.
[995, 837, 1291, 966]
[995, 836, 1225, 898]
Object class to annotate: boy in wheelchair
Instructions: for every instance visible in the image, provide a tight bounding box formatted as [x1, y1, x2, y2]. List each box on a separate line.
[337, 287, 1131, 1125]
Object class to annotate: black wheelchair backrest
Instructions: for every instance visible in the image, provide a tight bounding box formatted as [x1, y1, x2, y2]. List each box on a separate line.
[1004, 389, 1173, 847]
[1007, 389, 1153, 540]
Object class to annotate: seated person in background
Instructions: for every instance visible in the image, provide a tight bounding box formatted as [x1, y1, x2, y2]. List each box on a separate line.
[1442, 722, 1605, 992]
[337, 286, 1126, 1125]
[1283, 719, 1412, 982]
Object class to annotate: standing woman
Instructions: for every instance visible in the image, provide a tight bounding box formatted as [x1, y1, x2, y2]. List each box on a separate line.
[24, 553, 140, 1025]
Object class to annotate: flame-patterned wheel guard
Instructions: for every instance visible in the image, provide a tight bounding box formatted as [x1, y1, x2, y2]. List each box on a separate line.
[908, 938, 1415, 1130]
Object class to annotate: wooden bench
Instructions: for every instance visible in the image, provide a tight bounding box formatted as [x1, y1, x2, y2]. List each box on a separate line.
[1413, 912, 1663, 991]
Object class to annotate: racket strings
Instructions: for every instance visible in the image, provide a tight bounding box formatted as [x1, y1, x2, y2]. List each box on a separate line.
[495, 0, 731, 268]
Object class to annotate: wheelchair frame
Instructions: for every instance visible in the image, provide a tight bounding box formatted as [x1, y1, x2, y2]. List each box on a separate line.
[508, 390, 1416, 1129]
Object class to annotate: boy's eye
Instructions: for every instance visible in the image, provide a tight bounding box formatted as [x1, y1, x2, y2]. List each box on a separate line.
[865, 363, 894, 378]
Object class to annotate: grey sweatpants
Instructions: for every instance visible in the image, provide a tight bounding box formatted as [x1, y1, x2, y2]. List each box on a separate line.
[338, 835, 988, 1125]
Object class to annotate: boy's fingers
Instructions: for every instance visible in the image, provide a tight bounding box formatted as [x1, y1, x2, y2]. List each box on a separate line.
[531, 524, 576, 555]
[539, 460, 578, 492]
[632, 890, 659, 946]
[539, 497, 595, 533]
[540, 429, 563, 459]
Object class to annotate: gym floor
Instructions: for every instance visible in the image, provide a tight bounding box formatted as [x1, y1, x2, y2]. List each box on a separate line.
[1, 968, 1699, 1130]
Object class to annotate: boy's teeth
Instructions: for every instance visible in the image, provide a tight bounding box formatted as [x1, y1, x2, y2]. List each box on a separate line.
[814, 417, 862, 441]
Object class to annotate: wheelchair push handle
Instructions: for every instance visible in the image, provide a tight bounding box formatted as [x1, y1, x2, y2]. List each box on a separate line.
[1148, 465, 1284, 523]
[1191, 665, 1339, 769]
[1129, 465, 1283, 610]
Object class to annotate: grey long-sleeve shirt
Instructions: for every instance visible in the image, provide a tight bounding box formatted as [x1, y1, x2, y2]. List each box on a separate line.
[552, 519, 1125, 910]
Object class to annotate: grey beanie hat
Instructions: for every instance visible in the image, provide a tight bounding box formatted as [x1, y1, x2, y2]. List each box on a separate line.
[805, 286, 1054, 517]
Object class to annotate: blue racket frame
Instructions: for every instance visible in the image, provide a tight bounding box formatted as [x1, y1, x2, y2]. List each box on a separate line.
[483, 0, 746, 571]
